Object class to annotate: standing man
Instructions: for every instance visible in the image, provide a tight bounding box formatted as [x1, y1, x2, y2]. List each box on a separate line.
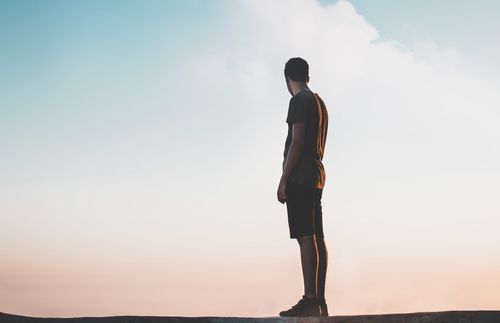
[277, 57, 329, 317]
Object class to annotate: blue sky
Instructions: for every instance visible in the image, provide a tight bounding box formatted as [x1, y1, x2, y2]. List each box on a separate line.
[325, 0, 500, 74]
[1, 0, 500, 317]
[1, 0, 221, 178]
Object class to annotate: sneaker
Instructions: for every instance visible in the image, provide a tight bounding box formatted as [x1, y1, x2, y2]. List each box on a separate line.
[317, 298, 329, 317]
[279, 295, 321, 317]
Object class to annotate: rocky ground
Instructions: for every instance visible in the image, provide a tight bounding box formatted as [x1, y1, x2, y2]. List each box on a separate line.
[2, 310, 500, 323]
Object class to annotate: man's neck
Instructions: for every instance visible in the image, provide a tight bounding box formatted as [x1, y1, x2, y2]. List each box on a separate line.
[293, 87, 311, 96]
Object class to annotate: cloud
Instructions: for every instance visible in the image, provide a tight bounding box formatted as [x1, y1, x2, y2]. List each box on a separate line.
[169, 0, 500, 313]
[176, 0, 500, 203]
[178, 0, 500, 170]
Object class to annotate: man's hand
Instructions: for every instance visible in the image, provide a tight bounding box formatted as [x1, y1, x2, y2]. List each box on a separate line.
[279, 122, 304, 204]
[277, 177, 287, 204]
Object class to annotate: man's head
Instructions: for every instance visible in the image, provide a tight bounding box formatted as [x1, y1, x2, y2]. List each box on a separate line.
[284, 57, 310, 95]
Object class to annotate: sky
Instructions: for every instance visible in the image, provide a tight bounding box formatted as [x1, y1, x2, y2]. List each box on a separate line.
[1, 0, 500, 318]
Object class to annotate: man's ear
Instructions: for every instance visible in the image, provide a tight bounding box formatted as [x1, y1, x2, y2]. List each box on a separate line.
[306, 75, 310, 83]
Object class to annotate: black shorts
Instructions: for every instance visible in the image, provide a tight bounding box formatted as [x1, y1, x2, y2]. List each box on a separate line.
[285, 181, 324, 239]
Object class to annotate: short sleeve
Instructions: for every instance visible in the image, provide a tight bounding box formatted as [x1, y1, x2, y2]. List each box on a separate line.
[286, 94, 309, 123]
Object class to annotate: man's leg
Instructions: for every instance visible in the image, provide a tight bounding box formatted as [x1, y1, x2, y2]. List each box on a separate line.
[297, 235, 319, 298]
[315, 235, 328, 300]
[297, 234, 328, 299]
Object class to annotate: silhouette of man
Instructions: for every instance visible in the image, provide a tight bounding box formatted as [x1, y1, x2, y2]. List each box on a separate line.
[277, 57, 329, 317]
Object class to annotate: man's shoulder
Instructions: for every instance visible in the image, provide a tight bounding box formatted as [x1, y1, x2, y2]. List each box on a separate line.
[292, 91, 317, 105]
[294, 90, 316, 98]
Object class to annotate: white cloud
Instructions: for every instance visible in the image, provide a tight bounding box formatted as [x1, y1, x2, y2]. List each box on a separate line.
[177, 0, 500, 191]
[170, 0, 500, 313]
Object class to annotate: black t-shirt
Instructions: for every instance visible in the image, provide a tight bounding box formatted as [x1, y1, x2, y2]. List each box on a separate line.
[283, 89, 328, 189]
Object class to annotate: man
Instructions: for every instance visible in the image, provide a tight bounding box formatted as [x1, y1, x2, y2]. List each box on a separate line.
[277, 57, 329, 317]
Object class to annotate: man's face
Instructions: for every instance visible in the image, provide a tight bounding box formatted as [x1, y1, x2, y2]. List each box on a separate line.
[285, 75, 293, 96]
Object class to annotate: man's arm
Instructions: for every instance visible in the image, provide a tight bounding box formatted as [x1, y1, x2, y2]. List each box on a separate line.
[281, 122, 305, 181]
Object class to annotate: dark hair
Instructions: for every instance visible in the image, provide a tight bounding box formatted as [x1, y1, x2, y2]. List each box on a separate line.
[284, 57, 309, 82]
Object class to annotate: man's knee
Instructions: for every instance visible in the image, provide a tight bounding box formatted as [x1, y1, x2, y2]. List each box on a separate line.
[297, 234, 315, 245]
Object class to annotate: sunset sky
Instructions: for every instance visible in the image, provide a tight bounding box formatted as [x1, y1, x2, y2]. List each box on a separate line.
[1, 0, 500, 317]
